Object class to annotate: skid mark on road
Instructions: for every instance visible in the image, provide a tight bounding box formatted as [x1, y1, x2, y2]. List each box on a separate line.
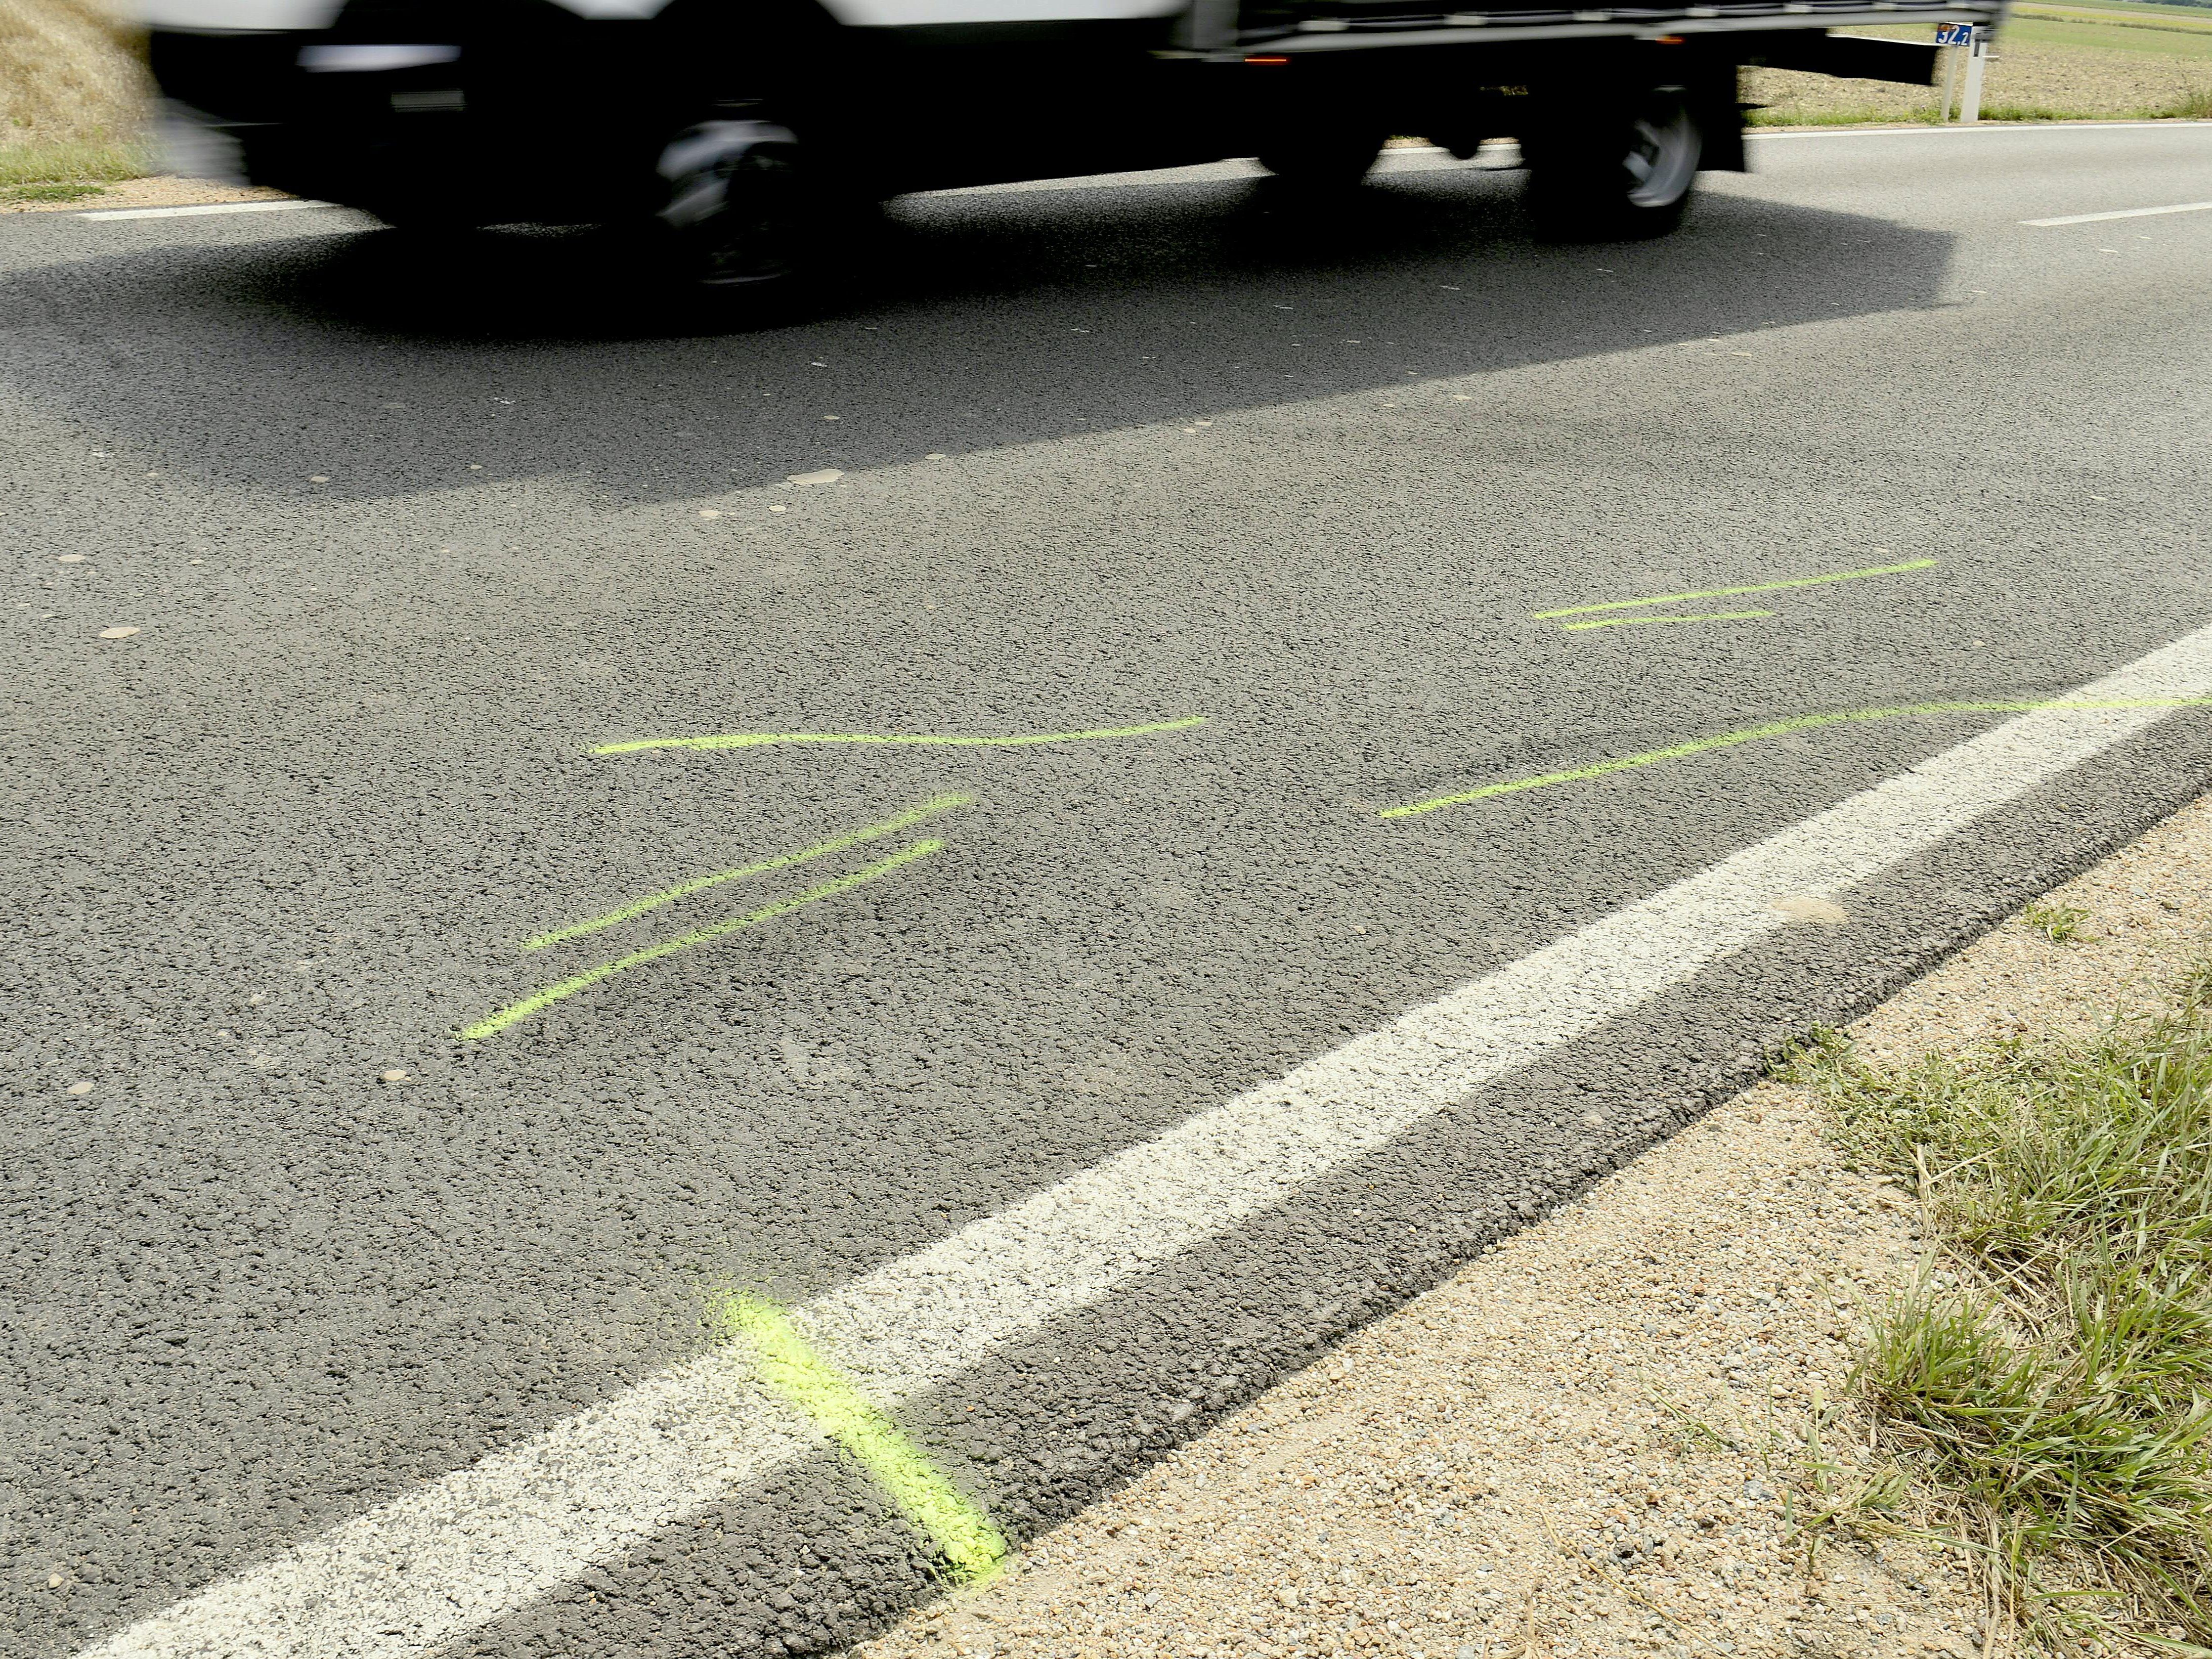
[1532, 557, 1936, 630]
[1557, 608, 1774, 633]
[589, 716, 1207, 755]
[461, 842, 944, 1039]
[521, 796, 971, 950]
[1382, 697, 2212, 818]
[726, 1298, 1008, 1585]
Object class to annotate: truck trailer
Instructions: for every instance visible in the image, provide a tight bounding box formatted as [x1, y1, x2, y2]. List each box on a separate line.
[141, 0, 2003, 294]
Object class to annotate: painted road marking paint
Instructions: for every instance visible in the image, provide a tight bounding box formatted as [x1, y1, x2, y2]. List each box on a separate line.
[77, 200, 333, 222]
[591, 716, 1206, 756]
[1379, 697, 2212, 819]
[726, 1298, 1008, 1584]
[1558, 608, 1774, 633]
[2024, 200, 2212, 226]
[1531, 557, 1935, 622]
[521, 795, 970, 951]
[70, 624, 2212, 1659]
[460, 841, 943, 1039]
[1752, 120, 2212, 139]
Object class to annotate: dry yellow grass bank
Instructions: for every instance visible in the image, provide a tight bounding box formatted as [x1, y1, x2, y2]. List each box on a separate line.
[1, 0, 152, 198]
[0, 0, 147, 145]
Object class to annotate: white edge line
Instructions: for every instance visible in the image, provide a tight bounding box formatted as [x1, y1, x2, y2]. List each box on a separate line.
[930, 123, 2197, 196]
[1751, 118, 2212, 138]
[2023, 199, 2212, 225]
[76, 199, 333, 222]
[74, 621, 2212, 1659]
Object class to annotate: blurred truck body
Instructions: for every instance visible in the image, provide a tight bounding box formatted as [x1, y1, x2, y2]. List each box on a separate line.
[141, 0, 2002, 290]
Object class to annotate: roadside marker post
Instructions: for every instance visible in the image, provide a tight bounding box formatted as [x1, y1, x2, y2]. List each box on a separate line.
[1961, 23, 1990, 124]
[1935, 21, 1973, 122]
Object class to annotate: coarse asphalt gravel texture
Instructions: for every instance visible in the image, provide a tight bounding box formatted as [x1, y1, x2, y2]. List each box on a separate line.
[5, 121, 2211, 1659]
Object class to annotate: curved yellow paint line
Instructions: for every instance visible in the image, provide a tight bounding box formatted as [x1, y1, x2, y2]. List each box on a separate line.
[521, 795, 969, 951]
[1381, 698, 2212, 819]
[1558, 609, 1774, 633]
[590, 715, 1207, 756]
[461, 841, 942, 1039]
[724, 1296, 1008, 1586]
[1532, 557, 1938, 621]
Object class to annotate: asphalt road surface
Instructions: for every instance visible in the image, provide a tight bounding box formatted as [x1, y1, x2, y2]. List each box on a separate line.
[7, 119, 2212, 1659]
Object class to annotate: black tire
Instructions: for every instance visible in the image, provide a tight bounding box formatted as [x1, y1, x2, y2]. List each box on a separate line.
[650, 119, 818, 301]
[1524, 83, 1703, 240]
[1255, 127, 1389, 189]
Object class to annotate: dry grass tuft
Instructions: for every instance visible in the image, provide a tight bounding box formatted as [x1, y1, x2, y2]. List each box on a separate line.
[1783, 976, 2212, 1653]
[0, 0, 151, 187]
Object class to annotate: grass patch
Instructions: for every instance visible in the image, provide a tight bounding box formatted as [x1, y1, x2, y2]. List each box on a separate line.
[2008, 10, 2212, 55]
[1779, 976, 2212, 1650]
[2045, 0, 2212, 17]
[2020, 3, 2212, 36]
[1745, 104, 1942, 125]
[0, 135, 147, 206]
[3, 179, 103, 201]
[2032, 0, 2212, 18]
[2023, 902, 2094, 944]
[0, 136, 146, 203]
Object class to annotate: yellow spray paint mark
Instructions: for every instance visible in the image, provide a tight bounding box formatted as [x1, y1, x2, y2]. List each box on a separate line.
[1557, 609, 1774, 633]
[522, 795, 970, 951]
[724, 1296, 1009, 1585]
[590, 716, 1207, 756]
[460, 840, 942, 1039]
[1531, 557, 1938, 622]
[1381, 698, 2212, 819]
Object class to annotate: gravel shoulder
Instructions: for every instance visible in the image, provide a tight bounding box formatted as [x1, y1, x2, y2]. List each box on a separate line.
[856, 796, 2212, 1659]
[0, 176, 289, 213]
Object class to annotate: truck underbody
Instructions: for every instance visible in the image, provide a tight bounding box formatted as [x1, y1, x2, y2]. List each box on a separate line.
[142, 0, 2000, 289]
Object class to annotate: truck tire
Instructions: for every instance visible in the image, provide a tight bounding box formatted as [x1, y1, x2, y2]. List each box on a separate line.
[652, 119, 815, 300]
[1524, 83, 1702, 240]
[1256, 128, 1389, 189]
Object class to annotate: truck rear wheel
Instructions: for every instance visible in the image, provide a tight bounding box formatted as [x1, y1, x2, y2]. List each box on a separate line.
[650, 119, 815, 300]
[1524, 84, 1702, 239]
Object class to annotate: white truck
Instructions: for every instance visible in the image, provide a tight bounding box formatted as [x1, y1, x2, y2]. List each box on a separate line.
[142, 0, 1999, 294]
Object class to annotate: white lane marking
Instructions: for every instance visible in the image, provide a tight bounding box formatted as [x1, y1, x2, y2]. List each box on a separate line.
[2023, 199, 2212, 225]
[78, 622, 2212, 1659]
[1752, 119, 2212, 138]
[76, 200, 332, 222]
[930, 123, 2211, 198]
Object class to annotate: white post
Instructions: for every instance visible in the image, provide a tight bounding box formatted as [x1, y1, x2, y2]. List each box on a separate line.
[1940, 39, 1962, 122]
[1960, 24, 1988, 123]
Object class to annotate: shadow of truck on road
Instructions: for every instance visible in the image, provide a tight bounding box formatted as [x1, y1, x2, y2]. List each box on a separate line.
[0, 160, 1958, 506]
